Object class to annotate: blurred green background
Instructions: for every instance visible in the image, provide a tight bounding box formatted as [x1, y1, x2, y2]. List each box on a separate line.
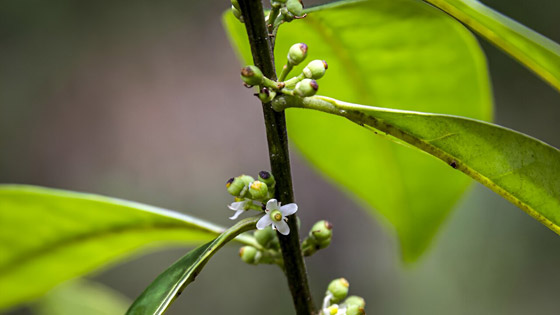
[1, 0, 559, 314]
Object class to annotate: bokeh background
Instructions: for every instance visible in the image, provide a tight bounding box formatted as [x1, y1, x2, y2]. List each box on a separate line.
[1, 0, 559, 314]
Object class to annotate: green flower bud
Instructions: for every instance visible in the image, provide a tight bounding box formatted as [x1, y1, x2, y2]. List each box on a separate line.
[258, 170, 276, 188]
[286, 0, 304, 17]
[241, 65, 264, 86]
[303, 59, 328, 79]
[280, 7, 295, 22]
[254, 226, 277, 248]
[294, 79, 318, 97]
[226, 177, 245, 196]
[327, 278, 349, 303]
[346, 305, 365, 315]
[249, 180, 269, 200]
[310, 220, 333, 242]
[344, 295, 366, 309]
[287, 43, 308, 65]
[239, 246, 261, 264]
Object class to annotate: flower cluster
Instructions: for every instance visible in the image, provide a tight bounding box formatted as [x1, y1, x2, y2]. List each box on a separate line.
[320, 278, 366, 315]
[226, 171, 298, 235]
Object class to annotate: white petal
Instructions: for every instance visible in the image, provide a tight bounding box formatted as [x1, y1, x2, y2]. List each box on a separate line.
[256, 214, 273, 230]
[280, 203, 298, 216]
[228, 209, 244, 220]
[266, 199, 279, 211]
[228, 201, 246, 211]
[274, 220, 290, 235]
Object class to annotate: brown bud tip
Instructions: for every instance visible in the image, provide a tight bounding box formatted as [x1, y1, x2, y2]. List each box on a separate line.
[300, 43, 308, 54]
[226, 177, 234, 187]
[259, 171, 271, 179]
[310, 80, 319, 90]
[241, 66, 255, 77]
[324, 220, 333, 230]
[322, 60, 328, 70]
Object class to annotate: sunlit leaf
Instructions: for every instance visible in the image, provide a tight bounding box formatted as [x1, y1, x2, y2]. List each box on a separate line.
[274, 94, 560, 235]
[0, 185, 254, 309]
[224, 0, 492, 261]
[127, 216, 259, 315]
[424, 0, 560, 92]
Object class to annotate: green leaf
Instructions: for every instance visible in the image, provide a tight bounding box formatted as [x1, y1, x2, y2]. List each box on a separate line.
[0, 185, 254, 309]
[127, 216, 259, 315]
[274, 94, 560, 235]
[224, 0, 493, 261]
[35, 279, 131, 315]
[424, 0, 560, 92]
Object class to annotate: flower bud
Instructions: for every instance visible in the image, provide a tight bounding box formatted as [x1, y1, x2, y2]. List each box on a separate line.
[327, 278, 349, 303]
[254, 226, 276, 248]
[232, 6, 244, 23]
[239, 246, 260, 264]
[226, 177, 245, 196]
[258, 170, 276, 188]
[346, 305, 365, 315]
[303, 60, 328, 79]
[287, 43, 308, 65]
[280, 7, 295, 22]
[294, 79, 318, 97]
[344, 295, 365, 309]
[241, 65, 263, 86]
[310, 220, 332, 242]
[249, 180, 269, 200]
[286, 0, 304, 17]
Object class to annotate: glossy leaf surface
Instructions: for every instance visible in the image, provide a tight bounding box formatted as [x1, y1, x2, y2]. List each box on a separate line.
[127, 216, 259, 315]
[424, 0, 560, 92]
[0, 185, 251, 309]
[275, 94, 560, 235]
[224, 0, 493, 261]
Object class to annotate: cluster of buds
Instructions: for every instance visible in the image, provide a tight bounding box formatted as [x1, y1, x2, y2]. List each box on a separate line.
[302, 220, 333, 256]
[321, 278, 366, 315]
[226, 171, 276, 220]
[239, 227, 283, 266]
[239, 42, 328, 102]
[232, 0, 306, 29]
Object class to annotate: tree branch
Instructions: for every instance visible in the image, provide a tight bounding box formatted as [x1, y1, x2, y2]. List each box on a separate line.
[236, 1, 316, 314]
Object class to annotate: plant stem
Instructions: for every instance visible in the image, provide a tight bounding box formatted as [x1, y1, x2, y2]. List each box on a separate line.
[236, 1, 316, 314]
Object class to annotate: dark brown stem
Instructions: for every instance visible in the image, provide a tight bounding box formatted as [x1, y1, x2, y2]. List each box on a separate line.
[236, 1, 316, 314]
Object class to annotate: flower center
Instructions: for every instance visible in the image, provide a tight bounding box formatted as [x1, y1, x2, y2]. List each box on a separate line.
[270, 209, 282, 222]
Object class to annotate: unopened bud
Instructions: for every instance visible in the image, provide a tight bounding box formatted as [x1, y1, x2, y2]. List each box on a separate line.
[226, 177, 245, 196]
[254, 226, 277, 248]
[294, 79, 318, 97]
[239, 246, 260, 264]
[241, 65, 264, 86]
[303, 60, 328, 79]
[310, 220, 332, 242]
[286, 0, 304, 17]
[287, 43, 308, 65]
[327, 278, 349, 303]
[249, 180, 269, 200]
[258, 170, 276, 188]
[280, 7, 295, 22]
[344, 295, 366, 309]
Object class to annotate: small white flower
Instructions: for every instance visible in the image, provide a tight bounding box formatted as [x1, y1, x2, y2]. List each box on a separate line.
[256, 199, 298, 235]
[228, 200, 248, 220]
[321, 293, 347, 315]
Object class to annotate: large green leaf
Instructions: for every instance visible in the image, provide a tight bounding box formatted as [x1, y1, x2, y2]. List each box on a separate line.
[224, 0, 492, 261]
[273, 94, 560, 234]
[0, 185, 254, 309]
[424, 0, 560, 92]
[127, 216, 260, 315]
